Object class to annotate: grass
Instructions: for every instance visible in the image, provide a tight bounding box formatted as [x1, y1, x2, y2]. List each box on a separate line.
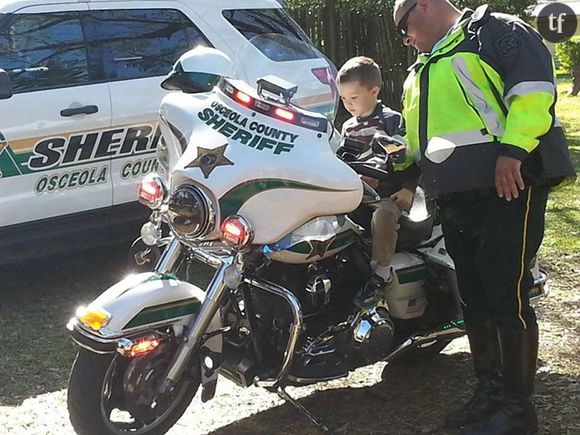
[542, 76, 580, 282]
[0, 246, 132, 404]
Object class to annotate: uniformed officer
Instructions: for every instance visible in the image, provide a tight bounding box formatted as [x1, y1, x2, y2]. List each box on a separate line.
[392, 1, 576, 434]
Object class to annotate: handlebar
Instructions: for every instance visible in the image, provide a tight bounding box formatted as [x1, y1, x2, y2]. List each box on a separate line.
[343, 159, 413, 191]
[347, 161, 391, 180]
[338, 134, 409, 183]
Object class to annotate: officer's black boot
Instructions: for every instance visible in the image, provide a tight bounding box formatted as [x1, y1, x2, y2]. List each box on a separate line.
[445, 318, 502, 428]
[461, 324, 539, 435]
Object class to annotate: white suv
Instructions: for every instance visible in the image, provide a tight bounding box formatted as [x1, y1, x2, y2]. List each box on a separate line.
[0, 0, 335, 263]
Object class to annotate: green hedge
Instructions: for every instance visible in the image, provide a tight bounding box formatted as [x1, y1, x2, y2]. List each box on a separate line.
[556, 37, 580, 72]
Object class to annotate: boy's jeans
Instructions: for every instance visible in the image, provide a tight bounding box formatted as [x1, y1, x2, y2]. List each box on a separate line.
[371, 198, 402, 268]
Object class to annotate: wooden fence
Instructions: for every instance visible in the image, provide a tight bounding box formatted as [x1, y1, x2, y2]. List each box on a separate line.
[289, 0, 414, 111]
[288, 0, 535, 112]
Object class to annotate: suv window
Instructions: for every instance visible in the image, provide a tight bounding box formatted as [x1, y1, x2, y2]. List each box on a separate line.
[0, 12, 89, 93]
[90, 9, 210, 81]
[222, 9, 317, 61]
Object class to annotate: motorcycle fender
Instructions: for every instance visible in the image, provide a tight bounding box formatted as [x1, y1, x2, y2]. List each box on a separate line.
[71, 273, 222, 353]
[71, 272, 224, 398]
[85, 272, 208, 335]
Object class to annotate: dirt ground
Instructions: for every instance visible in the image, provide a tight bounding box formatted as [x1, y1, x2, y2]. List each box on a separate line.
[0, 247, 578, 435]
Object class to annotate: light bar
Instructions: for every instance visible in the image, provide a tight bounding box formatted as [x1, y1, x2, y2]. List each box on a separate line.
[234, 90, 252, 106]
[219, 80, 327, 132]
[274, 107, 296, 121]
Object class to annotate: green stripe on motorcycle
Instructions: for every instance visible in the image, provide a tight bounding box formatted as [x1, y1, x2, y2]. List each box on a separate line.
[328, 230, 358, 251]
[287, 241, 311, 254]
[286, 229, 358, 255]
[397, 266, 428, 284]
[124, 298, 201, 330]
[218, 179, 355, 220]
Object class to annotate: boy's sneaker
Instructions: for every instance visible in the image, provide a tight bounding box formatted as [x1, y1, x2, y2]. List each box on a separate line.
[354, 273, 393, 310]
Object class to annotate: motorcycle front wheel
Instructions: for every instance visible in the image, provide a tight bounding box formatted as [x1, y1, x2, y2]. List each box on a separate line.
[68, 344, 200, 435]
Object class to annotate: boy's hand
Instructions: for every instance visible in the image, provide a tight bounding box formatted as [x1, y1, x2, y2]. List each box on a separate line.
[390, 188, 414, 211]
[361, 175, 380, 189]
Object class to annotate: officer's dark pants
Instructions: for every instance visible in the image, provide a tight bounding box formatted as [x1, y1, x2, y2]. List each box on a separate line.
[440, 185, 548, 433]
[438, 186, 548, 330]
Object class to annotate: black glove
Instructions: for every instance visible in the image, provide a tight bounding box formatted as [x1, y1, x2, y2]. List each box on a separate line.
[372, 133, 407, 164]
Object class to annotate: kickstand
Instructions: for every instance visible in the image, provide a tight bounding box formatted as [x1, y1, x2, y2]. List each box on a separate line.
[277, 387, 329, 432]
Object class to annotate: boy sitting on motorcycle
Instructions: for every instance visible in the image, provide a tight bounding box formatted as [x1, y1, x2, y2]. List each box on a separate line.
[337, 56, 420, 309]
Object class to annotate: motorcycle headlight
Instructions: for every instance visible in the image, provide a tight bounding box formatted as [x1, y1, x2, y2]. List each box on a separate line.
[168, 185, 214, 240]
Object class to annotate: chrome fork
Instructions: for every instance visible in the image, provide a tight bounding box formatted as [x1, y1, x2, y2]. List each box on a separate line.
[155, 237, 183, 273]
[158, 239, 235, 394]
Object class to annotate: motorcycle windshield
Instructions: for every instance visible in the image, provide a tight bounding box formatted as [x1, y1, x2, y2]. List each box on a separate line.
[171, 36, 362, 245]
[221, 34, 339, 121]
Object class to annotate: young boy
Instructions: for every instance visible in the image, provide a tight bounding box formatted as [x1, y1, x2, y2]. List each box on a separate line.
[337, 56, 420, 309]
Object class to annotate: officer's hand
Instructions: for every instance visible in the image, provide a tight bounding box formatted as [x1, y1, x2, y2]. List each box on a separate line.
[495, 156, 525, 201]
[361, 175, 380, 189]
[391, 188, 414, 211]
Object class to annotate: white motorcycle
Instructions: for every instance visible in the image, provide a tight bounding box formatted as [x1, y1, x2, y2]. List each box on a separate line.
[66, 38, 548, 434]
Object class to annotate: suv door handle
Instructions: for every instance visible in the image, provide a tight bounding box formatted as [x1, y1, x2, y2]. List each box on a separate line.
[60, 105, 99, 117]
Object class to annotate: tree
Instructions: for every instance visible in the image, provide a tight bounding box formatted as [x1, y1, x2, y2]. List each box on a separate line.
[556, 38, 580, 96]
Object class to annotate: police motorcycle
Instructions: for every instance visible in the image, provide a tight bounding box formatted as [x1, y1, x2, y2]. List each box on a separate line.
[66, 38, 548, 434]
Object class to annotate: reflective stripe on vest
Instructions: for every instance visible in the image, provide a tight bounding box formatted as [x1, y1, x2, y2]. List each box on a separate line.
[425, 128, 494, 163]
[451, 57, 505, 137]
[504, 81, 555, 106]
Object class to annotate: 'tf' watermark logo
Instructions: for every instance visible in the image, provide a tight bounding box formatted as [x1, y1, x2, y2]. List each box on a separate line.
[537, 2, 577, 43]
[549, 10, 566, 34]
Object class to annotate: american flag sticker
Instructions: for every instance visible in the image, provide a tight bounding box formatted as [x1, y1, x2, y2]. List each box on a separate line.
[407, 297, 427, 314]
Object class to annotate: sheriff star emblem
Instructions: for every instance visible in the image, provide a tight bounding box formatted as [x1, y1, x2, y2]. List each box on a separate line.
[186, 144, 234, 179]
[306, 236, 336, 260]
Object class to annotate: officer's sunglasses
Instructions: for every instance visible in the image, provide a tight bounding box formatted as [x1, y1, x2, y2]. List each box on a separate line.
[397, 2, 418, 37]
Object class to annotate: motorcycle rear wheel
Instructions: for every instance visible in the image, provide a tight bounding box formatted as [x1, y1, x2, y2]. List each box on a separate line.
[68, 346, 200, 435]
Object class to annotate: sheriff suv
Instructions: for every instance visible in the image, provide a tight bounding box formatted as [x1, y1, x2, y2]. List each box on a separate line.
[0, 0, 336, 264]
